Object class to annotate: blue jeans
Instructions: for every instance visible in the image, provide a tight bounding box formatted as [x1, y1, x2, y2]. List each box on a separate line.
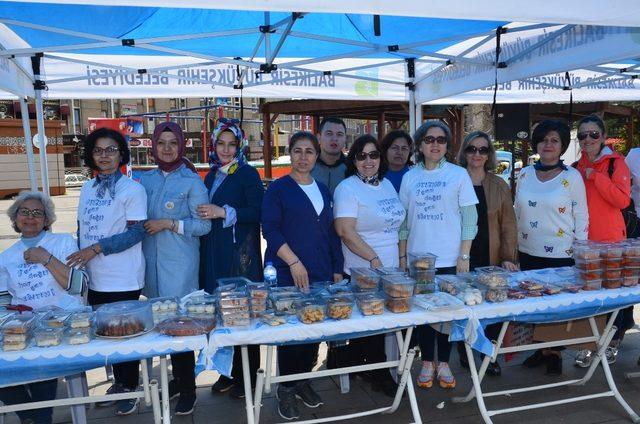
[0, 379, 58, 423]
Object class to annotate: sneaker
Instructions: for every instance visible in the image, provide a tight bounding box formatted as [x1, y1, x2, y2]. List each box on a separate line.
[574, 349, 593, 368]
[211, 375, 235, 394]
[174, 393, 197, 416]
[486, 360, 502, 377]
[295, 381, 323, 408]
[96, 383, 121, 407]
[115, 388, 139, 416]
[277, 385, 300, 420]
[436, 362, 456, 389]
[416, 361, 435, 389]
[605, 346, 618, 365]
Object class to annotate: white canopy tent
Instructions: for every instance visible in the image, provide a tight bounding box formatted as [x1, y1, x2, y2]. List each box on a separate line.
[0, 0, 638, 189]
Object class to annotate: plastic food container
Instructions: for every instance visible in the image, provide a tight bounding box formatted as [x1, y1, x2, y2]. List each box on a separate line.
[325, 282, 353, 295]
[248, 282, 269, 300]
[220, 310, 251, 327]
[66, 329, 92, 345]
[34, 327, 63, 347]
[573, 245, 601, 260]
[475, 282, 507, 302]
[95, 300, 154, 338]
[414, 282, 436, 295]
[475, 266, 509, 287]
[410, 268, 436, 285]
[456, 288, 484, 305]
[68, 311, 94, 329]
[436, 275, 471, 296]
[507, 288, 527, 299]
[384, 295, 412, 313]
[575, 269, 603, 281]
[295, 297, 326, 324]
[40, 311, 72, 329]
[542, 284, 562, 295]
[624, 256, 640, 267]
[185, 296, 216, 315]
[604, 268, 622, 279]
[219, 293, 250, 308]
[350, 267, 381, 290]
[270, 291, 304, 315]
[325, 294, 355, 320]
[157, 316, 211, 336]
[3, 334, 29, 351]
[382, 275, 416, 298]
[408, 252, 437, 271]
[603, 278, 622, 289]
[574, 258, 603, 271]
[604, 245, 624, 258]
[355, 292, 385, 316]
[149, 297, 179, 314]
[374, 267, 407, 276]
[579, 278, 603, 291]
[260, 311, 287, 326]
[623, 244, 640, 257]
[2, 314, 36, 335]
[215, 277, 251, 293]
[622, 268, 640, 286]
[518, 279, 544, 291]
[604, 257, 624, 269]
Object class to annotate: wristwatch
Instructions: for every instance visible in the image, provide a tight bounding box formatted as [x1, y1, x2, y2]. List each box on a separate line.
[459, 254, 470, 261]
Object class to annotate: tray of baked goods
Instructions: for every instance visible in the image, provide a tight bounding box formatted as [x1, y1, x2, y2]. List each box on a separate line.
[95, 300, 154, 339]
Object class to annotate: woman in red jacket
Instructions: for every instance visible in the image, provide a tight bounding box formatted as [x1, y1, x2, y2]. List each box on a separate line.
[575, 114, 631, 242]
[574, 114, 632, 368]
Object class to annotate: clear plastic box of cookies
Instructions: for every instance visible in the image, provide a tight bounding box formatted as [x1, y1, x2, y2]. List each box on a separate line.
[325, 294, 355, 320]
[475, 266, 509, 287]
[408, 252, 437, 271]
[95, 300, 154, 338]
[185, 295, 217, 316]
[295, 297, 327, 324]
[270, 290, 304, 316]
[355, 292, 385, 316]
[350, 268, 381, 290]
[384, 295, 412, 313]
[382, 275, 416, 298]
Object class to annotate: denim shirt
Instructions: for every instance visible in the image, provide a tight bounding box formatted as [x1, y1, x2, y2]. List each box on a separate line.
[139, 165, 211, 298]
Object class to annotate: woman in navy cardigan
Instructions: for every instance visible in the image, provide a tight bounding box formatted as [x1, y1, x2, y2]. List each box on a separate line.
[198, 118, 263, 398]
[262, 131, 343, 420]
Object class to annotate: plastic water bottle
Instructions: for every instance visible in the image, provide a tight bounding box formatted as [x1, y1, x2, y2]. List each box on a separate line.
[264, 261, 277, 288]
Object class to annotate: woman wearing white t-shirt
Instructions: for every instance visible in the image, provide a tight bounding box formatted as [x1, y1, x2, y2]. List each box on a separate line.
[0, 191, 83, 424]
[67, 128, 147, 416]
[516, 119, 588, 375]
[399, 120, 478, 390]
[333, 134, 406, 396]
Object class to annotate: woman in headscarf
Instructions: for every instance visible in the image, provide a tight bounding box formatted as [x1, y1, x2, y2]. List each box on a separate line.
[139, 121, 211, 415]
[198, 118, 264, 399]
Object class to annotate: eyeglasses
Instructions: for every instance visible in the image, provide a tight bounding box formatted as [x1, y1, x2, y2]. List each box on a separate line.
[464, 145, 490, 155]
[577, 130, 601, 141]
[355, 151, 381, 161]
[423, 136, 447, 145]
[17, 208, 45, 218]
[92, 146, 120, 156]
[389, 145, 410, 153]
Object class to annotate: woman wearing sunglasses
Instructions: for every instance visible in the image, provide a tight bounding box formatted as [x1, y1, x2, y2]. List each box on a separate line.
[455, 131, 518, 376]
[332, 134, 406, 396]
[572, 114, 631, 369]
[399, 120, 478, 389]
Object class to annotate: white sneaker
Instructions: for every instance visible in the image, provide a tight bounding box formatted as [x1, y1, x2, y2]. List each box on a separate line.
[605, 346, 618, 365]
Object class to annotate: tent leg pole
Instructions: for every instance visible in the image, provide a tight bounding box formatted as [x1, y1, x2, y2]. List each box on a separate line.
[34, 89, 50, 195]
[19, 97, 38, 191]
[409, 89, 416, 135]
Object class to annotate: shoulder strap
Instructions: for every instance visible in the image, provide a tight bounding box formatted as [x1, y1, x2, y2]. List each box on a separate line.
[608, 157, 615, 178]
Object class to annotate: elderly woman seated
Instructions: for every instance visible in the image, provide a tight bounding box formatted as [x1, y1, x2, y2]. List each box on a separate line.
[0, 190, 84, 424]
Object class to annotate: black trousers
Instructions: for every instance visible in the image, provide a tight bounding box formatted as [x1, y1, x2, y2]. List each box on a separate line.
[0, 379, 57, 424]
[170, 351, 196, 394]
[278, 343, 320, 387]
[418, 266, 456, 362]
[88, 288, 142, 390]
[231, 345, 260, 388]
